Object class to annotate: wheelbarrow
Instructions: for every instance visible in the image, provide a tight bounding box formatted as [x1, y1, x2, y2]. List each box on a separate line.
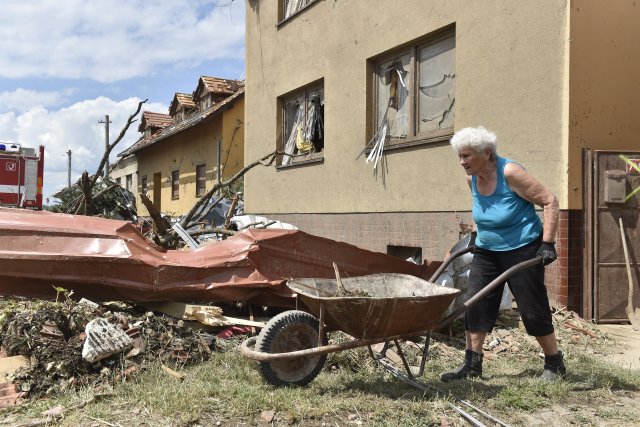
[240, 245, 543, 388]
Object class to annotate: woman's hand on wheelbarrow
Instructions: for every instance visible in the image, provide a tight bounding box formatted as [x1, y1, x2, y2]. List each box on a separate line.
[536, 241, 557, 266]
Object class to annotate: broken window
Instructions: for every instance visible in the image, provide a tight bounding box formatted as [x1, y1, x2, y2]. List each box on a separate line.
[125, 174, 133, 192]
[196, 164, 206, 196]
[280, 85, 324, 166]
[141, 175, 148, 195]
[281, 0, 314, 20]
[200, 96, 212, 111]
[171, 170, 179, 200]
[373, 30, 455, 148]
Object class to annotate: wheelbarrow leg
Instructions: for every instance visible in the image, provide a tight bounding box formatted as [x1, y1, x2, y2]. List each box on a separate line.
[415, 332, 431, 378]
[368, 332, 432, 379]
[393, 339, 414, 377]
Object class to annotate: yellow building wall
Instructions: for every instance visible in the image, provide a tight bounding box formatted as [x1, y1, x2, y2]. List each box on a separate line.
[568, 0, 640, 209]
[135, 97, 244, 217]
[221, 97, 244, 179]
[245, 0, 569, 213]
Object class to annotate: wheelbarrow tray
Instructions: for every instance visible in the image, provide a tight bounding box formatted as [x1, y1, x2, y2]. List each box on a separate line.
[287, 273, 460, 340]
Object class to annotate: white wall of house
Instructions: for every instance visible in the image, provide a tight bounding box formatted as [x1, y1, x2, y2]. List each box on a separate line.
[110, 155, 139, 198]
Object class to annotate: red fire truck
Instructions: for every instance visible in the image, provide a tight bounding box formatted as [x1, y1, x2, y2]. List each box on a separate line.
[0, 142, 44, 210]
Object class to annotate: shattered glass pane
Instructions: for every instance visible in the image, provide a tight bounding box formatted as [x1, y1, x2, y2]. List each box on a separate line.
[303, 88, 324, 152]
[284, 0, 311, 19]
[418, 34, 455, 134]
[282, 96, 304, 165]
[377, 52, 411, 138]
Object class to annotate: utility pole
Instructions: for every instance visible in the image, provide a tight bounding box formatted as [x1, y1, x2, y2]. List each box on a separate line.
[67, 150, 72, 188]
[98, 115, 112, 178]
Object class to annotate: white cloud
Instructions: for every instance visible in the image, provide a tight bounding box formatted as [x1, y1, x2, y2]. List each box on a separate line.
[0, 88, 76, 113]
[0, 98, 166, 199]
[0, 0, 245, 82]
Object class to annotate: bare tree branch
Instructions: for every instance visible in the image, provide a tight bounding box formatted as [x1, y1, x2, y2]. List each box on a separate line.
[93, 183, 119, 200]
[74, 172, 92, 215]
[140, 193, 171, 235]
[91, 99, 147, 188]
[180, 150, 277, 228]
[189, 227, 237, 237]
[223, 195, 239, 229]
[70, 100, 148, 215]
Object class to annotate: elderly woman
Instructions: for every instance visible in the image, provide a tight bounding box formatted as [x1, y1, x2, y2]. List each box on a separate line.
[442, 126, 566, 382]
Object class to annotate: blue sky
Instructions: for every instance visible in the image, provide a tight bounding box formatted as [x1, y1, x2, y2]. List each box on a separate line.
[0, 0, 245, 200]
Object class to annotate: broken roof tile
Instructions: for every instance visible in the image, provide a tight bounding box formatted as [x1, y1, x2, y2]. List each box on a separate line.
[169, 93, 197, 117]
[137, 112, 174, 133]
[193, 76, 242, 101]
[119, 88, 244, 158]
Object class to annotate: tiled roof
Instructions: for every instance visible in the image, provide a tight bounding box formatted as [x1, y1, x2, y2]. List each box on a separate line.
[193, 76, 243, 101]
[169, 93, 196, 116]
[137, 112, 174, 133]
[118, 87, 244, 158]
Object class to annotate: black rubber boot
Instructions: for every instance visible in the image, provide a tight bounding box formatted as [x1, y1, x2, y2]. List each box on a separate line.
[440, 349, 483, 382]
[540, 351, 566, 381]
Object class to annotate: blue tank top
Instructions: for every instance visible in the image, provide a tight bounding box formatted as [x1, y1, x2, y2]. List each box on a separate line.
[472, 156, 542, 251]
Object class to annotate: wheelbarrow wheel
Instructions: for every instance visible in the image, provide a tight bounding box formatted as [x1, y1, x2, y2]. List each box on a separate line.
[255, 310, 328, 387]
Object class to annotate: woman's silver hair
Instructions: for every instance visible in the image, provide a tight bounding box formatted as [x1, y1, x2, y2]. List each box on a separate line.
[450, 126, 497, 158]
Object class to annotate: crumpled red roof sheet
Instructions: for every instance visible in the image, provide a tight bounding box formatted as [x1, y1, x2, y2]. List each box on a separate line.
[0, 208, 435, 307]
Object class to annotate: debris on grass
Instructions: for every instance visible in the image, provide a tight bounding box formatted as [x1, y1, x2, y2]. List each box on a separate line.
[0, 296, 217, 400]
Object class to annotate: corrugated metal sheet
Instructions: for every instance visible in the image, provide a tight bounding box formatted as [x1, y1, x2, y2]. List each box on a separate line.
[0, 207, 433, 307]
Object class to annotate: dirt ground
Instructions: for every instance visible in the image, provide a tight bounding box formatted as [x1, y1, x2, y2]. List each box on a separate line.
[594, 324, 640, 370]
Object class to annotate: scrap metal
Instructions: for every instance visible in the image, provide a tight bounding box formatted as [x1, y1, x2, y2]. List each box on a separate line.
[0, 207, 434, 306]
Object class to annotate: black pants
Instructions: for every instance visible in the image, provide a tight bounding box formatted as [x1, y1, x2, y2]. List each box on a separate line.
[464, 236, 554, 337]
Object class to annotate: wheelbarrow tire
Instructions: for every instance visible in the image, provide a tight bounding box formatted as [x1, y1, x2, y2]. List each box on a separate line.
[255, 310, 328, 387]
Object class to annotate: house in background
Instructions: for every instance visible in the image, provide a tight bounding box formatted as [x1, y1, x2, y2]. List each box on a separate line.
[109, 153, 138, 206]
[118, 77, 245, 218]
[244, 0, 640, 321]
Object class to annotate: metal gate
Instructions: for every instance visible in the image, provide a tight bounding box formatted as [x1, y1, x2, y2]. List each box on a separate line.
[586, 150, 640, 322]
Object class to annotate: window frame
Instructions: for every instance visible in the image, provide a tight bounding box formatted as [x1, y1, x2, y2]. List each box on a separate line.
[195, 164, 206, 197]
[277, 0, 319, 26]
[277, 82, 325, 168]
[125, 174, 133, 192]
[370, 28, 455, 151]
[171, 170, 180, 200]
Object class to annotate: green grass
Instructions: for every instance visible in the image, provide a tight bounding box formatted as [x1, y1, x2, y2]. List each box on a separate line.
[2, 326, 640, 427]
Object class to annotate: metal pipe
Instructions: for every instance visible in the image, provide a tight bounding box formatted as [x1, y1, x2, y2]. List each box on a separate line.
[67, 150, 72, 188]
[428, 245, 475, 282]
[436, 256, 542, 330]
[240, 329, 433, 362]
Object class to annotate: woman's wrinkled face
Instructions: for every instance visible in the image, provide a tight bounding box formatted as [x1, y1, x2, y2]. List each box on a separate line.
[457, 146, 490, 176]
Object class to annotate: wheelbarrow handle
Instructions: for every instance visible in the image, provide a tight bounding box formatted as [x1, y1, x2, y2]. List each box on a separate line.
[435, 255, 543, 330]
[428, 245, 476, 283]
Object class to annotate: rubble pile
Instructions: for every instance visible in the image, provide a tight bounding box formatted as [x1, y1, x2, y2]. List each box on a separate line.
[430, 308, 610, 362]
[0, 297, 216, 398]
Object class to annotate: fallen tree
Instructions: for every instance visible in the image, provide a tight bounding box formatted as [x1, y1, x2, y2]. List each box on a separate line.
[142, 150, 304, 249]
[50, 100, 147, 218]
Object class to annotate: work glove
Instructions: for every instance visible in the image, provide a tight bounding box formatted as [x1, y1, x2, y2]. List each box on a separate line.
[536, 241, 557, 266]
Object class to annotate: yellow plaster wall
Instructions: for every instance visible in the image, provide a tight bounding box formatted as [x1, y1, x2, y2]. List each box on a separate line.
[568, 0, 640, 209]
[135, 99, 244, 216]
[245, 0, 569, 213]
[221, 97, 245, 179]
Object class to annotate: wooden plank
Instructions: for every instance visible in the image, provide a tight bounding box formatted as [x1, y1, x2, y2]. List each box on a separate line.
[142, 302, 266, 328]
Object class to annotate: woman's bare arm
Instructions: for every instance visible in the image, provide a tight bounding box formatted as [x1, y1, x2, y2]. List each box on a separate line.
[504, 162, 559, 242]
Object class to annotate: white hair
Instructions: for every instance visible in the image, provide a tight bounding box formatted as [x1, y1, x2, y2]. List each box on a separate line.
[450, 126, 497, 157]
